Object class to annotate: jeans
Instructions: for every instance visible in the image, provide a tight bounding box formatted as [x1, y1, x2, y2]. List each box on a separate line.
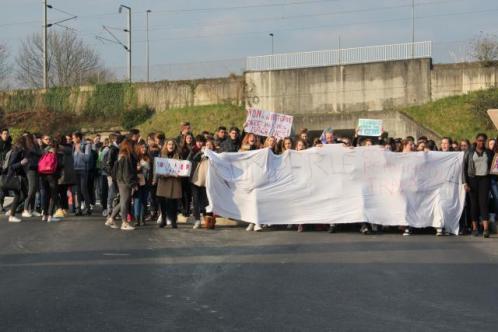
[106, 176, 117, 216]
[133, 185, 149, 222]
[24, 170, 39, 212]
[58, 184, 69, 210]
[490, 177, 498, 216]
[469, 176, 490, 222]
[159, 197, 178, 227]
[181, 178, 192, 216]
[74, 170, 91, 212]
[99, 174, 108, 210]
[110, 183, 132, 223]
[191, 184, 209, 221]
[40, 174, 58, 216]
[10, 177, 27, 216]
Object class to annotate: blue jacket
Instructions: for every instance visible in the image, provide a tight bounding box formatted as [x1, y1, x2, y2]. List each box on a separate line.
[73, 143, 91, 171]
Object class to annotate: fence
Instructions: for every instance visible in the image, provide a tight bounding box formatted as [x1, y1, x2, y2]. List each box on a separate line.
[246, 41, 432, 72]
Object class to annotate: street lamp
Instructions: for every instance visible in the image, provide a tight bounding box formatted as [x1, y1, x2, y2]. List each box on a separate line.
[119, 5, 132, 83]
[269, 33, 274, 55]
[146, 9, 151, 82]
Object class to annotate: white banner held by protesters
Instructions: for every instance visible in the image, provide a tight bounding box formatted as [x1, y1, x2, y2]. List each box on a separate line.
[205, 145, 465, 234]
[244, 107, 293, 140]
[154, 158, 192, 177]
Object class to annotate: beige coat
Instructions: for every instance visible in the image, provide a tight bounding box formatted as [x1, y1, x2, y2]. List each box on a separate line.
[156, 176, 182, 199]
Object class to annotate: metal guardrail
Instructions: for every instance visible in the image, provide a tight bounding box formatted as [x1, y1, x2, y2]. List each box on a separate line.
[246, 41, 432, 71]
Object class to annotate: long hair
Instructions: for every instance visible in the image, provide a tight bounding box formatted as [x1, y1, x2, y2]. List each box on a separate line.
[15, 136, 28, 150]
[161, 138, 180, 158]
[119, 138, 135, 159]
[135, 141, 150, 162]
[241, 133, 260, 149]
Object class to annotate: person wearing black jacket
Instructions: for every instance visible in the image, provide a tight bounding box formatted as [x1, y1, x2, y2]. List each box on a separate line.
[0, 128, 12, 211]
[105, 138, 138, 231]
[3, 136, 29, 223]
[22, 134, 42, 218]
[39, 137, 64, 223]
[463, 133, 494, 238]
[219, 127, 240, 152]
[104, 133, 122, 218]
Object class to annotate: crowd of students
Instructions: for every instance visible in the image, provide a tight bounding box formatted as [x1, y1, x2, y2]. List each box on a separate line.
[0, 124, 495, 238]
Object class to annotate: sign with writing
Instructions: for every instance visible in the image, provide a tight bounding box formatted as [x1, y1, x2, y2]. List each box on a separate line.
[244, 107, 293, 140]
[487, 109, 498, 130]
[358, 119, 383, 137]
[154, 158, 192, 177]
[490, 154, 498, 175]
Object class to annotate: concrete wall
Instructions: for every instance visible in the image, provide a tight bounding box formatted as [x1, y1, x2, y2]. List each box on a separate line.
[0, 76, 245, 114]
[293, 110, 441, 140]
[431, 63, 498, 100]
[245, 58, 432, 115]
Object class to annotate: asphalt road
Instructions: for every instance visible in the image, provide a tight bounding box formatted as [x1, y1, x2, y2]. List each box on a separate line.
[0, 212, 497, 332]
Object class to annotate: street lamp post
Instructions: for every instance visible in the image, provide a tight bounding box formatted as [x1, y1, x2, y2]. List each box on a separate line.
[269, 33, 274, 55]
[146, 9, 151, 82]
[42, 0, 48, 89]
[119, 5, 132, 83]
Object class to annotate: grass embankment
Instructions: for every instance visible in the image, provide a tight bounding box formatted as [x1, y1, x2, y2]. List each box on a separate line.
[400, 88, 498, 140]
[138, 104, 245, 137]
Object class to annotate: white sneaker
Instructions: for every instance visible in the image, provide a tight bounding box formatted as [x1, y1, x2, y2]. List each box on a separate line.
[246, 223, 254, 231]
[254, 225, 263, 232]
[42, 215, 47, 222]
[22, 210, 32, 218]
[193, 220, 201, 229]
[32, 211, 42, 217]
[48, 216, 60, 223]
[436, 228, 443, 236]
[102, 209, 108, 217]
[121, 222, 135, 231]
[167, 218, 172, 226]
[5, 210, 11, 217]
[8, 216, 22, 223]
[403, 228, 411, 236]
[156, 214, 162, 224]
[105, 218, 119, 229]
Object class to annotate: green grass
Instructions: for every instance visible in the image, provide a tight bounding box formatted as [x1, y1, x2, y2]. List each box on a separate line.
[138, 103, 246, 137]
[400, 88, 498, 140]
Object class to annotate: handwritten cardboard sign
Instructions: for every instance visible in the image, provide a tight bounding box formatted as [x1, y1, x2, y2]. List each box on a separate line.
[244, 107, 293, 140]
[487, 109, 498, 130]
[154, 158, 192, 177]
[358, 118, 383, 137]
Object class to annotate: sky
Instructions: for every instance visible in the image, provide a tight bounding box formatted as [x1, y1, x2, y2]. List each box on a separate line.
[1, 0, 498, 82]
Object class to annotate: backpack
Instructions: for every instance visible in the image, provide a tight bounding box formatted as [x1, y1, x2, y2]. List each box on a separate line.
[38, 151, 58, 175]
[1, 150, 12, 173]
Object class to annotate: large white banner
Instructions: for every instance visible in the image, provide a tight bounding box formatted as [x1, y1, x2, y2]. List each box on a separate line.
[205, 145, 465, 234]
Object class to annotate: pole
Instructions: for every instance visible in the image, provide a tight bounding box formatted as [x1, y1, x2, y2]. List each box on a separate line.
[127, 7, 132, 83]
[43, 0, 48, 89]
[269, 33, 274, 55]
[412, 0, 415, 58]
[146, 10, 150, 82]
[338, 35, 341, 65]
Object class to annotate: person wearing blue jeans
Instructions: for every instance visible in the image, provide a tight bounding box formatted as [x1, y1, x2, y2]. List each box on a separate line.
[72, 132, 92, 216]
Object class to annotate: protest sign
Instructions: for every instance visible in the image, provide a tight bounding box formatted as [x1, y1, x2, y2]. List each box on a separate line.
[490, 154, 498, 175]
[487, 109, 498, 129]
[154, 158, 192, 177]
[244, 107, 293, 140]
[205, 146, 465, 234]
[358, 118, 383, 137]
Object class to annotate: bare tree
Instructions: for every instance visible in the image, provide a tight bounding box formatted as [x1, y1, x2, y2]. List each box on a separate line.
[0, 43, 11, 89]
[16, 30, 110, 88]
[470, 32, 498, 66]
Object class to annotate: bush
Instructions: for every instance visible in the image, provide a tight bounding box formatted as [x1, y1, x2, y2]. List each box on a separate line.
[121, 105, 155, 130]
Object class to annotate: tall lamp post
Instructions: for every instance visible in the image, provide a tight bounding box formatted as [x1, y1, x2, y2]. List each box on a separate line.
[119, 5, 132, 83]
[269, 33, 274, 55]
[146, 9, 151, 82]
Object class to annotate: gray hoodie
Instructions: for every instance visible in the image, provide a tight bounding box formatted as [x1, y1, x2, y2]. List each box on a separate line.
[73, 142, 91, 171]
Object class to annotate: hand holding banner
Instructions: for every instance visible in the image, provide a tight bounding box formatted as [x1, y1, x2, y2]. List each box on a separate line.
[244, 107, 293, 140]
[154, 158, 192, 177]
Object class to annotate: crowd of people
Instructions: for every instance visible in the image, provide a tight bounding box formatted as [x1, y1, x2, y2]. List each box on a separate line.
[0, 123, 495, 238]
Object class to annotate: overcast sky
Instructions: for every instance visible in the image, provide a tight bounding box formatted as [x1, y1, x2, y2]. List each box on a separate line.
[1, 0, 497, 81]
